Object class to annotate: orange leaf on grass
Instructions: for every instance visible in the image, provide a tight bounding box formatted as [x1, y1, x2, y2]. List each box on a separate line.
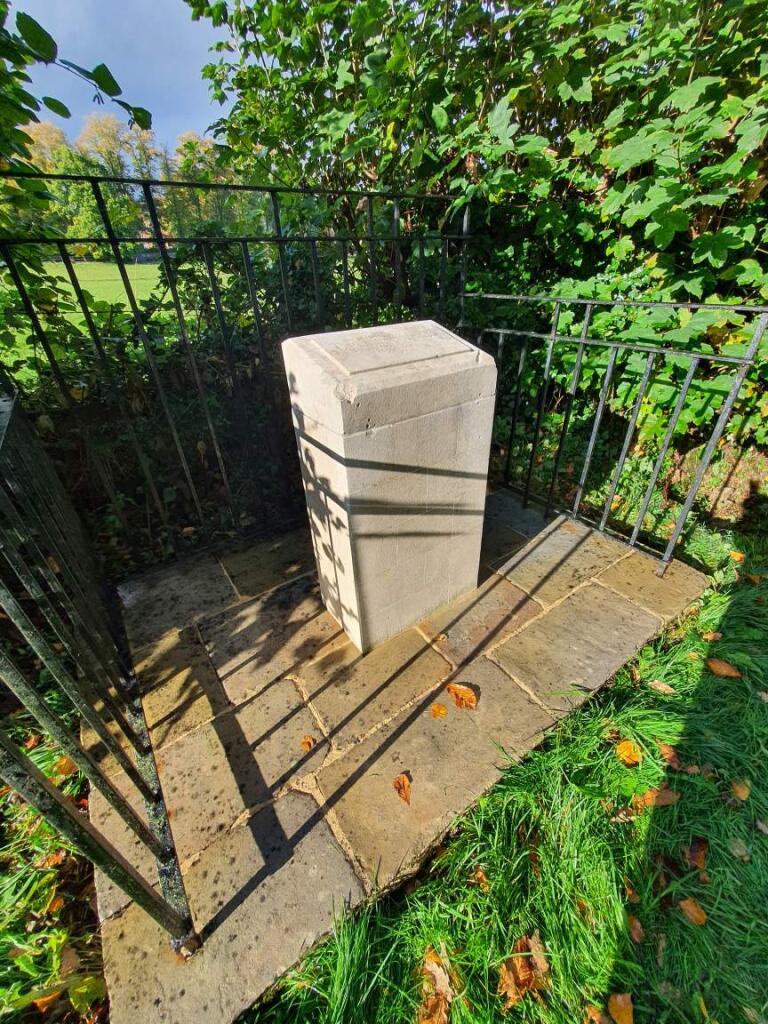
[32, 991, 62, 1013]
[701, 631, 722, 642]
[24, 734, 43, 751]
[683, 836, 708, 872]
[468, 866, 489, 891]
[607, 992, 633, 1024]
[656, 742, 681, 770]
[585, 1007, 612, 1024]
[730, 778, 751, 802]
[445, 683, 478, 710]
[729, 551, 746, 563]
[393, 773, 411, 805]
[53, 756, 78, 778]
[632, 786, 680, 812]
[47, 895, 64, 914]
[628, 915, 644, 944]
[430, 702, 448, 719]
[497, 933, 549, 1011]
[705, 658, 742, 678]
[648, 679, 675, 695]
[615, 739, 643, 767]
[624, 878, 640, 904]
[418, 946, 453, 1024]
[679, 897, 707, 926]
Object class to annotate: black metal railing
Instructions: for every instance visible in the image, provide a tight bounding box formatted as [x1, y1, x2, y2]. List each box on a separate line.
[0, 395, 197, 950]
[464, 293, 768, 573]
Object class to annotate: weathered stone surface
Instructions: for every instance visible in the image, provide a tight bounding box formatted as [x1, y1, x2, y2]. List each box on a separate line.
[418, 576, 542, 666]
[200, 575, 346, 705]
[479, 515, 528, 575]
[283, 322, 496, 651]
[137, 629, 228, 748]
[495, 517, 627, 607]
[491, 583, 659, 712]
[484, 489, 551, 538]
[155, 679, 326, 863]
[102, 793, 365, 1024]
[220, 528, 316, 598]
[597, 550, 708, 621]
[295, 628, 451, 748]
[119, 556, 238, 648]
[315, 680, 546, 889]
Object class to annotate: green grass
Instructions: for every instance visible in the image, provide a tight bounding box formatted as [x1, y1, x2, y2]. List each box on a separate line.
[42, 260, 161, 305]
[241, 520, 768, 1024]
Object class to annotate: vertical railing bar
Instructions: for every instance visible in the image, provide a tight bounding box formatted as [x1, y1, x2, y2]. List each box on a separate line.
[504, 339, 528, 484]
[417, 236, 426, 318]
[438, 236, 448, 322]
[366, 195, 378, 325]
[56, 242, 168, 531]
[545, 303, 594, 516]
[392, 198, 402, 320]
[458, 205, 470, 328]
[340, 238, 352, 327]
[239, 241, 267, 358]
[0, 648, 163, 858]
[599, 350, 656, 531]
[309, 237, 324, 328]
[270, 192, 293, 331]
[143, 187, 235, 523]
[90, 180, 204, 524]
[629, 357, 700, 546]
[0, 728, 195, 944]
[0, 243, 127, 529]
[572, 343, 618, 516]
[0, 579, 154, 801]
[657, 312, 768, 572]
[523, 302, 562, 506]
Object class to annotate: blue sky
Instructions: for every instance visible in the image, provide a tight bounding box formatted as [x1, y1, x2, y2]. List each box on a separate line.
[14, 0, 228, 151]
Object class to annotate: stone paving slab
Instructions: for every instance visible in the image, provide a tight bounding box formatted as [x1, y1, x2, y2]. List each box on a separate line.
[102, 792, 365, 1024]
[495, 516, 628, 607]
[295, 628, 452, 749]
[315, 663, 554, 888]
[491, 582, 660, 713]
[484, 489, 551, 537]
[119, 555, 238, 648]
[154, 681, 327, 864]
[220, 527, 316, 598]
[597, 549, 709, 621]
[418, 575, 542, 667]
[136, 629, 229, 748]
[200, 575, 346, 705]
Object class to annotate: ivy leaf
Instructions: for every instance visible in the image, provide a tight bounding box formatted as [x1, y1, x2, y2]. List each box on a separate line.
[42, 96, 71, 118]
[16, 12, 57, 61]
[91, 62, 122, 97]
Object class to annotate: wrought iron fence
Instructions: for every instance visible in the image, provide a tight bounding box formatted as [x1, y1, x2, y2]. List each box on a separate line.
[463, 293, 768, 573]
[0, 395, 197, 949]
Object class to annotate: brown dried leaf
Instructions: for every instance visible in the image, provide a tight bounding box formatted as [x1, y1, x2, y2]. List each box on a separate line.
[53, 756, 78, 778]
[300, 734, 316, 753]
[23, 734, 43, 751]
[468, 866, 489, 892]
[705, 657, 742, 678]
[37, 849, 67, 870]
[632, 786, 680, 812]
[585, 1007, 612, 1024]
[627, 915, 644, 944]
[497, 934, 549, 1011]
[615, 739, 643, 767]
[393, 772, 411, 805]
[679, 896, 707, 925]
[730, 778, 751, 802]
[656, 742, 681, 770]
[419, 947, 453, 1024]
[445, 683, 478, 710]
[648, 679, 675, 695]
[47, 895, 64, 914]
[528, 930, 549, 978]
[607, 992, 633, 1024]
[701, 631, 722, 642]
[683, 836, 709, 872]
[430, 702, 448, 719]
[624, 878, 640, 904]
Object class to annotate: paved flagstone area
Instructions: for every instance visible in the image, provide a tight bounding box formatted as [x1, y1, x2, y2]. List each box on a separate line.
[95, 491, 708, 1024]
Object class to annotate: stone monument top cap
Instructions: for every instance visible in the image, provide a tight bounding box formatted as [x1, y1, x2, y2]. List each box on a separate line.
[282, 320, 496, 435]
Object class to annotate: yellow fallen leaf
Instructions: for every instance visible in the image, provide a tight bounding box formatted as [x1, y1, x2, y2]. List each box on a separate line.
[430, 702, 448, 719]
[608, 992, 633, 1024]
[615, 739, 643, 767]
[730, 778, 751, 802]
[445, 683, 478, 710]
[679, 897, 707, 926]
[300, 735, 316, 753]
[585, 1007, 612, 1024]
[705, 658, 742, 678]
[701, 631, 722, 642]
[53, 756, 78, 778]
[393, 773, 411, 805]
[648, 679, 675, 695]
[730, 550, 746, 563]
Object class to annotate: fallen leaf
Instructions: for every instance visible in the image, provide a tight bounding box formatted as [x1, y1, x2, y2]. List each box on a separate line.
[615, 739, 643, 767]
[497, 934, 549, 1010]
[648, 679, 675, 695]
[705, 658, 742, 678]
[679, 897, 707, 925]
[47, 895, 64, 914]
[758, 692, 768, 703]
[656, 742, 681, 770]
[32, 991, 62, 1013]
[585, 1007, 612, 1024]
[730, 550, 746, 563]
[445, 683, 478, 710]
[756, 820, 768, 836]
[730, 778, 751, 802]
[607, 992, 633, 1024]
[24, 734, 43, 751]
[624, 878, 640, 904]
[683, 837, 708, 872]
[59, 944, 81, 976]
[418, 947, 453, 1024]
[528, 930, 549, 978]
[53, 756, 78, 778]
[687, 651, 701, 660]
[468, 866, 489, 891]
[430, 702, 448, 719]
[300, 735, 316, 753]
[37, 850, 67, 869]
[729, 837, 750, 862]
[744, 573, 762, 585]
[656, 933, 667, 967]
[632, 786, 679, 811]
[701, 631, 722, 642]
[684, 765, 701, 775]
[628, 915, 644, 944]
[393, 773, 411, 805]
[180, 525, 196, 537]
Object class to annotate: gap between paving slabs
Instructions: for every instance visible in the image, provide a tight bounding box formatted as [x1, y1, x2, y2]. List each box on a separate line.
[94, 496, 708, 1024]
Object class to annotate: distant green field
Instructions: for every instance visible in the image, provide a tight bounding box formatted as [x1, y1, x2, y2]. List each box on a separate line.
[43, 260, 162, 304]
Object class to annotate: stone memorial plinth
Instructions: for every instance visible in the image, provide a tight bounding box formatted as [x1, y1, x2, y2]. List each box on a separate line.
[282, 321, 496, 651]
